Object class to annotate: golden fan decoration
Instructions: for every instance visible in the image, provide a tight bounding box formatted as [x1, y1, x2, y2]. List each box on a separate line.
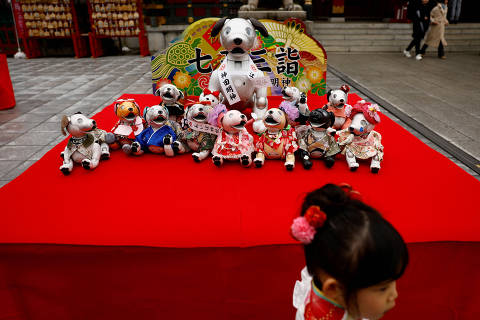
[260, 19, 326, 66]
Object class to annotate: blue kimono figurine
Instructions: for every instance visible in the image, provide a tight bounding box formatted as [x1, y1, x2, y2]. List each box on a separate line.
[131, 104, 183, 156]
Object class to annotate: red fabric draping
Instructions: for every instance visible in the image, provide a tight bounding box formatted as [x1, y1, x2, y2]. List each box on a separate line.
[0, 93, 478, 247]
[0, 54, 16, 110]
[0, 242, 479, 320]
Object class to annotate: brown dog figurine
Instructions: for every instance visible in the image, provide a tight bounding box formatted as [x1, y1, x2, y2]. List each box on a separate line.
[109, 99, 145, 154]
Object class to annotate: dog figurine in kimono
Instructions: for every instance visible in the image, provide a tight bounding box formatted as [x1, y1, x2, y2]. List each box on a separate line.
[208, 104, 254, 167]
[337, 100, 384, 173]
[178, 101, 218, 162]
[323, 85, 352, 130]
[297, 108, 341, 169]
[131, 104, 182, 156]
[155, 83, 185, 122]
[199, 89, 223, 107]
[253, 101, 299, 170]
[209, 17, 270, 134]
[109, 99, 145, 154]
[60, 112, 104, 175]
[281, 86, 310, 125]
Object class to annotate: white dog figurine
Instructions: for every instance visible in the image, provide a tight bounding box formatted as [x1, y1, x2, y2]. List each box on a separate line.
[323, 85, 352, 130]
[154, 83, 185, 122]
[209, 17, 270, 133]
[60, 113, 103, 175]
[178, 101, 219, 162]
[131, 104, 182, 156]
[199, 89, 223, 107]
[337, 100, 384, 173]
[281, 86, 310, 125]
[254, 101, 299, 170]
[208, 104, 254, 167]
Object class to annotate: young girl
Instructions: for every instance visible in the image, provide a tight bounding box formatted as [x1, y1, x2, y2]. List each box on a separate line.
[291, 184, 409, 320]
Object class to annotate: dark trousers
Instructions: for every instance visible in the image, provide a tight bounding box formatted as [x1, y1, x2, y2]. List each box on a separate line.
[421, 42, 445, 57]
[406, 37, 423, 55]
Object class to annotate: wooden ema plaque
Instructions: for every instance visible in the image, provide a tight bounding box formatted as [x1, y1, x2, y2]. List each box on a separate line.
[11, 0, 87, 58]
[87, 0, 149, 57]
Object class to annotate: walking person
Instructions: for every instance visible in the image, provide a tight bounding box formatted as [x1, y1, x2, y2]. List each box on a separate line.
[403, 0, 434, 60]
[421, 0, 449, 59]
[448, 0, 462, 23]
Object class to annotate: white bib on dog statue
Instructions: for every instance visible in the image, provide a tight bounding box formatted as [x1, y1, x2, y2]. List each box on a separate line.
[218, 57, 266, 106]
[185, 119, 222, 136]
[113, 116, 144, 137]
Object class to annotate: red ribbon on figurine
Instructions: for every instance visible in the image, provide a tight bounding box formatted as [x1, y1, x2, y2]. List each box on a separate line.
[203, 89, 221, 98]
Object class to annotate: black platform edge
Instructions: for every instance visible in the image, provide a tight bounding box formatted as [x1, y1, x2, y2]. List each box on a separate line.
[328, 65, 480, 176]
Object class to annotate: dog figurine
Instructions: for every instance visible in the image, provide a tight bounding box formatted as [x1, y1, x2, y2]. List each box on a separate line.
[209, 17, 270, 134]
[178, 101, 219, 162]
[131, 104, 182, 156]
[208, 104, 254, 167]
[109, 99, 145, 154]
[297, 108, 341, 169]
[254, 101, 299, 170]
[337, 100, 384, 173]
[154, 83, 185, 122]
[199, 88, 223, 107]
[323, 85, 352, 130]
[60, 113, 103, 175]
[281, 86, 310, 125]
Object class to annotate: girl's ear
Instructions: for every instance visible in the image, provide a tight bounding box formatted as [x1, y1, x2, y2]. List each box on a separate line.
[321, 277, 346, 308]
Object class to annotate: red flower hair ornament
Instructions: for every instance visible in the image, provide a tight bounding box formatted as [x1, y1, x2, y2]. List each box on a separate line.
[291, 206, 327, 244]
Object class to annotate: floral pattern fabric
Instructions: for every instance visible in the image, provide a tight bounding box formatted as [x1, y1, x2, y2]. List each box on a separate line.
[337, 130, 384, 160]
[212, 129, 254, 159]
[255, 126, 299, 159]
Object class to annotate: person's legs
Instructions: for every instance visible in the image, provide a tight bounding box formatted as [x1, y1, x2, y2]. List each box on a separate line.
[420, 43, 428, 55]
[448, 0, 456, 21]
[438, 42, 445, 58]
[455, 0, 462, 21]
[406, 39, 416, 51]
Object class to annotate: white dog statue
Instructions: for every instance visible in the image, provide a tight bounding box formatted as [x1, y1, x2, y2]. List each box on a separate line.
[154, 83, 185, 122]
[60, 113, 104, 175]
[209, 17, 270, 133]
[337, 100, 384, 173]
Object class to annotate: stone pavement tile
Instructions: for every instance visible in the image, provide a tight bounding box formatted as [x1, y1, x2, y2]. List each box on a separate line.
[7, 131, 59, 146]
[0, 160, 23, 176]
[29, 145, 55, 161]
[9, 113, 54, 123]
[0, 132, 23, 146]
[0, 145, 43, 161]
[0, 113, 20, 123]
[0, 160, 36, 181]
[453, 139, 480, 161]
[48, 135, 67, 146]
[0, 122, 39, 133]
[45, 114, 66, 123]
[30, 122, 60, 132]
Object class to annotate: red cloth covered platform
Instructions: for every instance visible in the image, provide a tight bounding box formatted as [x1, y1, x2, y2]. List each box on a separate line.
[0, 94, 479, 320]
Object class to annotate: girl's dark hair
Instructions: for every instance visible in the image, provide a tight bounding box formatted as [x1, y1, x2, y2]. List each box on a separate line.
[302, 184, 408, 305]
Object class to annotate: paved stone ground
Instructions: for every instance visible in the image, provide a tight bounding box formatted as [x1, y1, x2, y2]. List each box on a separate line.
[328, 53, 480, 162]
[0, 54, 479, 187]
